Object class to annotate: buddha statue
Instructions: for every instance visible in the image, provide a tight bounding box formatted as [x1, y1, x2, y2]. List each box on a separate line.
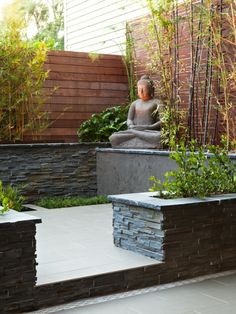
[109, 75, 163, 148]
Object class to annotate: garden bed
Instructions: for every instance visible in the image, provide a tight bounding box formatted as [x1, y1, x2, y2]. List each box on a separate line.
[97, 148, 236, 195]
[0, 142, 110, 202]
[109, 192, 236, 268]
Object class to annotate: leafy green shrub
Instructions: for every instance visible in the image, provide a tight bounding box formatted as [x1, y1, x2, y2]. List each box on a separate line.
[150, 142, 236, 198]
[36, 195, 110, 209]
[0, 181, 10, 215]
[0, 181, 25, 214]
[0, 21, 49, 142]
[77, 105, 129, 142]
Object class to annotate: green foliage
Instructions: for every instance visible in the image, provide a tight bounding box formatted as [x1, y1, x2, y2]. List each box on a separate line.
[2, 0, 64, 50]
[36, 195, 110, 209]
[31, 0, 64, 50]
[77, 105, 129, 142]
[125, 24, 137, 102]
[160, 107, 187, 150]
[0, 181, 25, 214]
[0, 181, 10, 215]
[0, 21, 49, 142]
[150, 141, 236, 198]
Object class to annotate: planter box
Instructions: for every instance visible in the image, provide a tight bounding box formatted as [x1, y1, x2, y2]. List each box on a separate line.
[109, 192, 236, 271]
[0, 142, 110, 201]
[97, 148, 236, 195]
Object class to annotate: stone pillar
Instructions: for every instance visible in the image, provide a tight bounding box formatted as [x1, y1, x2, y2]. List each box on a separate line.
[0, 210, 41, 313]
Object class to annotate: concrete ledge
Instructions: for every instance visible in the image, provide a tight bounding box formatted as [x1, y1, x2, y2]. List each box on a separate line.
[97, 149, 176, 195]
[108, 192, 236, 210]
[97, 149, 236, 195]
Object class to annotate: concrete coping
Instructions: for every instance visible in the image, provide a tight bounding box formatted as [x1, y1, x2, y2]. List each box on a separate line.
[96, 148, 171, 156]
[0, 209, 42, 225]
[0, 142, 110, 149]
[96, 148, 236, 159]
[108, 192, 236, 211]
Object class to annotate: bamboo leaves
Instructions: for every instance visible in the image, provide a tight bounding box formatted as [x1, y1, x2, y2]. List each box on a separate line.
[0, 21, 49, 142]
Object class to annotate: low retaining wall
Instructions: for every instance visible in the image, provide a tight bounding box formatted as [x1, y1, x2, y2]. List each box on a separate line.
[97, 148, 176, 195]
[0, 210, 41, 313]
[0, 143, 109, 202]
[97, 148, 236, 195]
[110, 192, 236, 274]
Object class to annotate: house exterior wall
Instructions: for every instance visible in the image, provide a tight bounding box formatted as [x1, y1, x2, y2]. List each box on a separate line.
[64, 0, 148, 55]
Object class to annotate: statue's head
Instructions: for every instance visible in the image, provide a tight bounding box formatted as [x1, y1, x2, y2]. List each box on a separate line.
[137, 75, 154, 101]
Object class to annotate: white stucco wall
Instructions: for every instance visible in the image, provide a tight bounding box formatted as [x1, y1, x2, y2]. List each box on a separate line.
[64, 0, 148, 55]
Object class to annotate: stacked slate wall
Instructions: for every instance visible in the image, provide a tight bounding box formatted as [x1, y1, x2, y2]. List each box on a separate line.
[0, 143, 109, 202]
[112, 195, 236, 274]
[0, 211, 41, 313]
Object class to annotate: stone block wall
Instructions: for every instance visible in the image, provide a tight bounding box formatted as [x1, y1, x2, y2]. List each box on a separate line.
[162, 201, 236, 272]
[0, 211, 41, 313]
[97, 148, 236, 195]
[111, 193, 236, 276]
[113, 203, 164, 260]
[0, 143, 109, 202]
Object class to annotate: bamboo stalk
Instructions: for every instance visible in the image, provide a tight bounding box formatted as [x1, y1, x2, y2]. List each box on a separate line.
[203, 4, 215, 145]
[213, 0, 223, 144]
[187, 0, 195, 140]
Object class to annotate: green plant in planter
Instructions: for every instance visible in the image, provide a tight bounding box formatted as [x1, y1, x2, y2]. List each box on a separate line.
[150, 141, 236, 198]
[0, 181, 10, 215]
[0, 181, 25, 214]
[77, 104, 129, 142]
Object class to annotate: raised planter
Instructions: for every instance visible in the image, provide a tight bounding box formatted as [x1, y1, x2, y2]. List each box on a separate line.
[109, 192, 236, 274]
[0, 142, 110, 201]
[97, 148, 236, 195]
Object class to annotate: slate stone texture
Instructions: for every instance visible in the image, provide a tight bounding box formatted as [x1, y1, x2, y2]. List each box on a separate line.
[1, 194, 236, 313]
[0, 143, 109, 201]
[0, 210, 41, 313]
[111, 193, 236, 275]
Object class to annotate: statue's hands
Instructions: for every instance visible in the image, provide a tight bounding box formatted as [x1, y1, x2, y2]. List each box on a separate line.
[131, 125, 146, 131]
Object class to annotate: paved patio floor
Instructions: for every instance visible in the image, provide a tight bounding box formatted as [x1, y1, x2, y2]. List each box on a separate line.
[29, 271, 236, 314]
[28, 204, 236, 314]
[31, 204, 158, 285]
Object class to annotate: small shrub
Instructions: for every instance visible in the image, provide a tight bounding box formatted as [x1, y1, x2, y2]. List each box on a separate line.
[77, 105, 129, 142]
[0, 181, 25, 214]
[150, 141, 236, 198]
[36, 195, 110, 209]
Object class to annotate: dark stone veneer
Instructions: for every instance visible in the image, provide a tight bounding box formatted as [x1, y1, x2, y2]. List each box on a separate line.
[0, 142, 110, 201]
[0, 211, 41, 313]
[110, 192, 236, 269]
[1, 192, 236, 313]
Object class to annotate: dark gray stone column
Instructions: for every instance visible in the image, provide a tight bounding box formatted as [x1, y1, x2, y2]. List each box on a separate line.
[0, 210, 41, 313]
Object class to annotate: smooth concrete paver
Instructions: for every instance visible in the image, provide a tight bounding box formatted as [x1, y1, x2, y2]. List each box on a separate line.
[32, 273, 236, 314]
[31, 204, 158, 284]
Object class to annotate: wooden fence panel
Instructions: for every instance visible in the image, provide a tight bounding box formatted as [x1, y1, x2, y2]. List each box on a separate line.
[27, 50, 128, 143]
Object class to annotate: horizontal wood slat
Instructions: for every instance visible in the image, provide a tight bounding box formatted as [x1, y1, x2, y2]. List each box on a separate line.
[44, 80, 128, 91]
[45, 64, 126, 75]
[48, 72, 128, 83]
[46, 55, 125, 68]
[44, 87, 128, 98]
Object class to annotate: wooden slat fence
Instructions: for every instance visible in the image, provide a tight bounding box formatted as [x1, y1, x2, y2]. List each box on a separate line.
[28, 50, 128, 142]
